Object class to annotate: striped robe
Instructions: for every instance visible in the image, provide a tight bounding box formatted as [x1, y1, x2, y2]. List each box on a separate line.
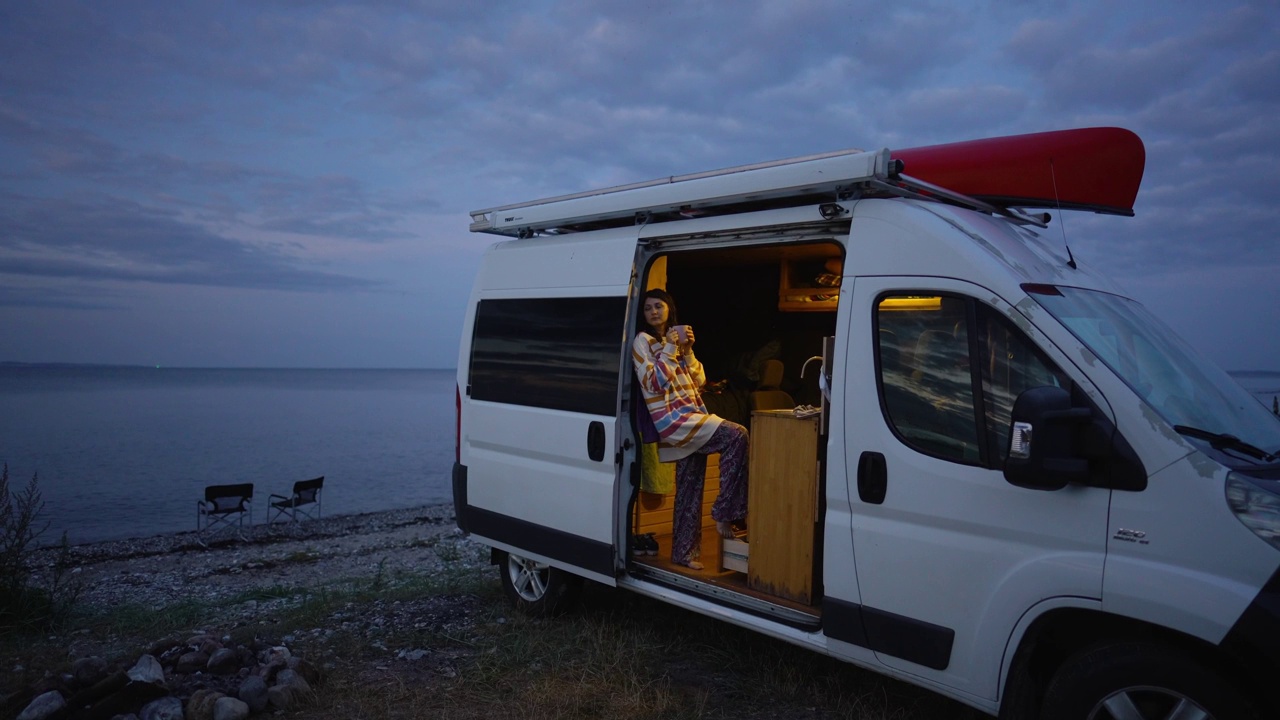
[632, 332, 722, 462]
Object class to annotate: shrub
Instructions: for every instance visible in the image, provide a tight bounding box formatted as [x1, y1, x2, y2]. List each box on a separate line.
[0, 463, 81, 632]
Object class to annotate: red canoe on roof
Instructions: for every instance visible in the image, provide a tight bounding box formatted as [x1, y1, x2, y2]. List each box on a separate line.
[892, 127, 1146, 216]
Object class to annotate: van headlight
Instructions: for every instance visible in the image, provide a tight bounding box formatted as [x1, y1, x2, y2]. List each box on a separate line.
[1226, 472, 1280, 551]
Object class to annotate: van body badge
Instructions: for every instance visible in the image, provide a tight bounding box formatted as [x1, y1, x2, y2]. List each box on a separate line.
[1113, 528, 1149, 545]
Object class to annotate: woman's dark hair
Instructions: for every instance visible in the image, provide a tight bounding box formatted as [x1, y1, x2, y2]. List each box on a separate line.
[637, 288, 678, 338]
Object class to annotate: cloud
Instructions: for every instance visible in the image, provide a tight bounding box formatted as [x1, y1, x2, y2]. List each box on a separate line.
[0, 282, 124, 310]
[1007, 5, 1274, 115]
[0, 0, 1276, 367]
[888, 85, 1030, 135]
[0, 193, 380, 292]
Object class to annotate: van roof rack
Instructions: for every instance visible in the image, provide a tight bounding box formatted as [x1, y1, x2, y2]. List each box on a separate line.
[470, 128, 1145, 238]
[471, 148, 1051, 238]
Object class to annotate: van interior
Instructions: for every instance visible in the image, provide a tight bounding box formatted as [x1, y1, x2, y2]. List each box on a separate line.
[627, 239, 843, 620]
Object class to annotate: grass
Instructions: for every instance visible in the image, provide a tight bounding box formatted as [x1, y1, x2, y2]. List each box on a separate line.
[1, 564, 981, 720]
[290, 582, 981, 720]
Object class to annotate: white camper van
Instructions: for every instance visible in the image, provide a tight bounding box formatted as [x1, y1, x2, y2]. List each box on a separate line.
[453, 128, 1280, 719]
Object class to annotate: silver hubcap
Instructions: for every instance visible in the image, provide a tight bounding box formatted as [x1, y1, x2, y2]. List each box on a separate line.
[1091, 686, 1211, 720]
[506, 554, 550, 602]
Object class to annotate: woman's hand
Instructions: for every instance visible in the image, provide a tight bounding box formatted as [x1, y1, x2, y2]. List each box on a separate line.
[666, 326, 695, 347]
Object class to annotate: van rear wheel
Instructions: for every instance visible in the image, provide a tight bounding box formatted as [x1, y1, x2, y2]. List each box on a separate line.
[496, 550, 583, 617]
[1040, 641, 1258, 720]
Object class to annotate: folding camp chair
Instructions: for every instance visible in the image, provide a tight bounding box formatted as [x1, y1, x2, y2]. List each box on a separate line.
[268, 476, 324, 525]
[196, 483, 253, 543]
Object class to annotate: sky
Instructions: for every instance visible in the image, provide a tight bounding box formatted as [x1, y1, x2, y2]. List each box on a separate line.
[1, 0, 1277, 370]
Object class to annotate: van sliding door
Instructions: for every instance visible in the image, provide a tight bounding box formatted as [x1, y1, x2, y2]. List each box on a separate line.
[458, 228, 639, 585]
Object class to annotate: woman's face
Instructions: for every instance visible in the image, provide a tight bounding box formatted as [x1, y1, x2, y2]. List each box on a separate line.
[643, 298, 669, 331]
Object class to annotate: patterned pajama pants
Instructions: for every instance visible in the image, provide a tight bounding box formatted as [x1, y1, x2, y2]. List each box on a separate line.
[672, 421, 749, 566]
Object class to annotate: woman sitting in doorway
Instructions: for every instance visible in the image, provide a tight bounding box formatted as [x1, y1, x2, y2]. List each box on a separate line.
[632, 289, 749, 570]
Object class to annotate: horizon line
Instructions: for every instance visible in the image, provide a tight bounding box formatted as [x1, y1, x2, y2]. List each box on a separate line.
[0, 361, 456, 371]
[3, 360, 1278, 376]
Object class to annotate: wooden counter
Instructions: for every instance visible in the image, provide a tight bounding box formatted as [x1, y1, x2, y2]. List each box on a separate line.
[747, 410, 820, 604]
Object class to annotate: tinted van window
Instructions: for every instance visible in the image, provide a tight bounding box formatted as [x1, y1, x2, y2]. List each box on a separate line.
[469, 297, 628, 415]
[876, 294, 1068, 466]
[877, 295, 981, 463]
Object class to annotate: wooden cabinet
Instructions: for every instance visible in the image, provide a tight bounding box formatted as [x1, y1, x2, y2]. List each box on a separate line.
[778, 258, 840, 312]
[747, 410, 820, 603]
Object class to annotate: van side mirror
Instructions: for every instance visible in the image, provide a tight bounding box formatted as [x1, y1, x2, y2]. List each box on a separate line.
[1004, 386, 1092, 491]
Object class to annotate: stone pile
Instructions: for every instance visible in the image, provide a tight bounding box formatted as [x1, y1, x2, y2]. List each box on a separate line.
[12, 634, 319, 720]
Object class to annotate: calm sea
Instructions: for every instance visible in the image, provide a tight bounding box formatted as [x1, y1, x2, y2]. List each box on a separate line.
[1, 366, 1277, 546]
[0, 367, 456, 545]
[1232, 371, 1280, 412]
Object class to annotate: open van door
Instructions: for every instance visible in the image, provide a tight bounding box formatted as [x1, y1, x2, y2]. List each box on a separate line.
[456, 227, 639, 586]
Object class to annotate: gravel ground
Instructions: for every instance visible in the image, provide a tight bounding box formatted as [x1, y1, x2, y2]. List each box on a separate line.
[4, 505, 504, 714]
[27, 504, 489, 613]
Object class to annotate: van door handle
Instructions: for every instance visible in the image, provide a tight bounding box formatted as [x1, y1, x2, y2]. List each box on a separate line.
[587, 421, 606, 462]
[858, 452, 887, 504]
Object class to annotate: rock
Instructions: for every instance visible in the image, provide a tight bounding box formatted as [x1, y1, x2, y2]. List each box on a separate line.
[212, 696, 249, 720]
[264, 646, 291, 663]
[206, 648, 239, 676]
[72, 656, 109, 687]
[66, 669, 127, 706]
[236, 675, 268, 713]
[157, 645, 186, 667]
[16, 690, 65, 720]
[198, 638, 222, 657]
[139, 696, 184, 720]
[187, 688, 223, 720]
[79, 679, 167, 719]
[285, 656, 321, 686]
[175, 651, 210, 674]
[275, 669, 312, 694]
[265, 684, 296, 711]
[128, 655, 166, 684]
[265, 667, 314, 711]
[110, 715, 141, 720]
[187, 633, 217, 647]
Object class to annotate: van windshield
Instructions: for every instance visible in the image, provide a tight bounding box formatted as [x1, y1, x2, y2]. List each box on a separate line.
[1028, 285, 1280, 460]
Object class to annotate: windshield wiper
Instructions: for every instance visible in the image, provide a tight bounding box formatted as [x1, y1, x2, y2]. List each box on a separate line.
[1174, 425, 1277, 462]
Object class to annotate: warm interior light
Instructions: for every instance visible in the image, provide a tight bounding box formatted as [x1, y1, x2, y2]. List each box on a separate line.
[879, 296, 943, 311]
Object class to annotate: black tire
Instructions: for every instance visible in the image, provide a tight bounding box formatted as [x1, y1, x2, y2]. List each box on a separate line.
[496, 550, 584, 618]
[1040, 641, 1258, 720]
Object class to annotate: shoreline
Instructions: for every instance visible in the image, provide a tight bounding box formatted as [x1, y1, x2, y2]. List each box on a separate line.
[39, 503, 458, 559]
[26, 503, 486, 613]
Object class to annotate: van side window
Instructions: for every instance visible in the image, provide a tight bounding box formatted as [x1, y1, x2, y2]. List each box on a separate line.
[877, 296, 981, 463]
[469, 297, 628, 415]
[978, 311, 1069, 465]
[876, 294, 1068, 467]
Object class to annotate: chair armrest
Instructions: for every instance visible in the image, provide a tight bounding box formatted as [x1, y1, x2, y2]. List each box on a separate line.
[268, 493, 288, 502]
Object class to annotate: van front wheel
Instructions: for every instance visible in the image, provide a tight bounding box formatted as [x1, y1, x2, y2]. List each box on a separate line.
[497, 550, 583, 617]
[1040, 641, 1257, 720]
